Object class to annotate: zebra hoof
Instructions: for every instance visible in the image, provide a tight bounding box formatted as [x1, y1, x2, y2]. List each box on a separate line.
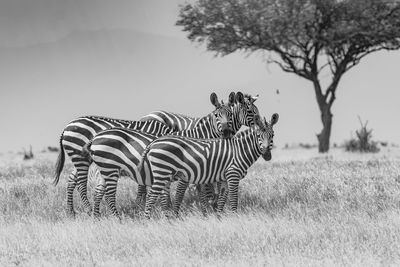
[202, 212, 209, 218]
[67, 208, 76, 217]
[115, 214, 122, 221]
[86, 210, 93, 217]
[93, 213, 101, 220]
[173, 211, 181, 218]
[164, 210, 175, 220]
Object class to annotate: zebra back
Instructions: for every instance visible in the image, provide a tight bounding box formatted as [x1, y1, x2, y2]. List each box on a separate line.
[140, 111, 198, 130]
[62, 116, 174, 154]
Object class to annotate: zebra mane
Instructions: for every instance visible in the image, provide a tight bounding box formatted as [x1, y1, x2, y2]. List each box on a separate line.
[232, 125, 259, 139]
[85, 115, 135, 125]
[167, 108, 221, 128]
[166, 111, 198, 121]
[243, 94, 256, 102]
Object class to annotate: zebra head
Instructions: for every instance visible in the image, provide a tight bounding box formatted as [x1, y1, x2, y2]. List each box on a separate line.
[210, 92, 234, 139]
[234, 91, 260, 130]
[255, 113, 279, 161]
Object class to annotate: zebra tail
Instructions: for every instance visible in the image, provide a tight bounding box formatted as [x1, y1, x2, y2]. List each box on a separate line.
[137, 140, 155, 172]
[53, 132, 65, 186]
[81, 140, 93, 162]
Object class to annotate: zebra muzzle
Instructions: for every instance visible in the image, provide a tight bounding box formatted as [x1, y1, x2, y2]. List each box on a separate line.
[222, 124, 233, 139]
[261, 148, 272, 161]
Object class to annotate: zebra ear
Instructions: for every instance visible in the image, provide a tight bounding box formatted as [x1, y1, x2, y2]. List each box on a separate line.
[210, 92, 221, 108]
[270, 113, 279, 126]
[236, 92, 245, 104]
[228, 92, 235, 106]
[254, 114, 262, 128]
[250, 94, 259, 103]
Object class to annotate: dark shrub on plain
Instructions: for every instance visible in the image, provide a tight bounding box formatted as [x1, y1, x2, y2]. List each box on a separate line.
[344, 117, 379, 153]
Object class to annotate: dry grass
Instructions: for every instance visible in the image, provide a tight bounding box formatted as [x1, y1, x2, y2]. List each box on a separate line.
[1, 148, 400, 266]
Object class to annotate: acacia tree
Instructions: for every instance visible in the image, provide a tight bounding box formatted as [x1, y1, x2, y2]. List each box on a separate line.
[177, 0, 400, 152]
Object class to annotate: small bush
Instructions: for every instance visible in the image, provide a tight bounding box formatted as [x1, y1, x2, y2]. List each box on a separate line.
[23, 146, 34, 160]
[344, 117, 379, 153]
[299, 143, 316, 149]
[47, 146, 59, 152]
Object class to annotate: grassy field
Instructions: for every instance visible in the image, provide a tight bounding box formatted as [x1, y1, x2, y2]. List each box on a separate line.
[1, 147, 400, 266]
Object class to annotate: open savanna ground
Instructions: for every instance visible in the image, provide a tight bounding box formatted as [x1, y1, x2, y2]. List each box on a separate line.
[1, 147, 400, 266]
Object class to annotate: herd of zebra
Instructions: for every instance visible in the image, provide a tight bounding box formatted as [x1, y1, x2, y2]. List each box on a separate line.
[53, 92, 279, 219]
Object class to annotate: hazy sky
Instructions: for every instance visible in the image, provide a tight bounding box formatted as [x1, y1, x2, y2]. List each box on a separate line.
[0, 0, 399, 153]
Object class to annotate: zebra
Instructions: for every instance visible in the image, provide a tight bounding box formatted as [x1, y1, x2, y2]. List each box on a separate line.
[83, 94, 235, 217]
[140, 113, 279, 218]
[137, 91, 260, 204]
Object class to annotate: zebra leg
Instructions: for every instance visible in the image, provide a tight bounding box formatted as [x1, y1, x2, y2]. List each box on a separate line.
[103, 175, 120, 219]
[173, 179, 189, 216]
[66, 170, 78, 216]
[92, 177, 106, 218]
[203, 183, 216, 207]
[216, 182, 228, 213]
[144, 179, 169, 219]
[199, 185, 210, 216]
[136, 185, 147, 207]
[227, 176, 240, 212]
[211, 182, 222, 211]
[160, 182, 172, 211]
[74, 162, 92, 214]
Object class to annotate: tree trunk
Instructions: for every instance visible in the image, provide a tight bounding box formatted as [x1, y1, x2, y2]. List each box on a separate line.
[316, 106, 333, 153]
[312, 78, 335, 153]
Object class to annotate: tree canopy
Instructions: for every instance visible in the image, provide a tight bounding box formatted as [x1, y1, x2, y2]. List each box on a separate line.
[177, 0, 400, 79]
[177, 0, 400, 152]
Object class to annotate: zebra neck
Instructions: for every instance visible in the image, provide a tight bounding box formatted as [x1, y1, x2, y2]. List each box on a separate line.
[233, 129, 262, 165]
[186, 114, 219, 138]
[230, 104, 243, 133]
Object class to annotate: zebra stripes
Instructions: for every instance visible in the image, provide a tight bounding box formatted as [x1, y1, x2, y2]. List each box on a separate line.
[85, 96, 235, 217]
[141, 113, 279, 218]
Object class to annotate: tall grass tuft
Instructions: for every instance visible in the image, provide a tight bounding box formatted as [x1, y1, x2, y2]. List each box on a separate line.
[344, 116, 380, 153]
